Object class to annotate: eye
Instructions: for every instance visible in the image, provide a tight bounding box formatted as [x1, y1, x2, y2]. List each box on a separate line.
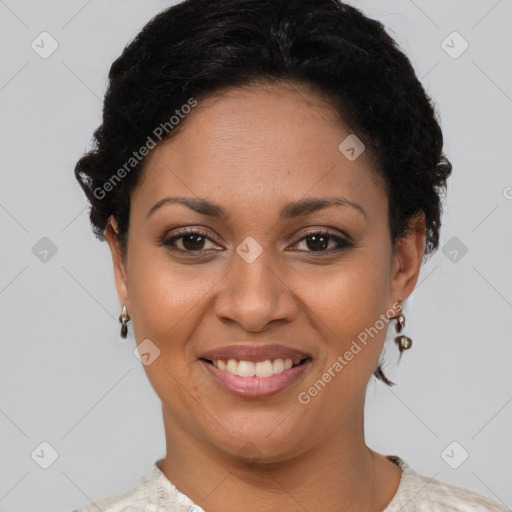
[290, 230, 353, 253]
[159, 228, 354, 255]
[160, 229, 221, 253]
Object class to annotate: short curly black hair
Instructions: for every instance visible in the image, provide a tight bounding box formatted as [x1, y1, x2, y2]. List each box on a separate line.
[74, 0, 452, 386]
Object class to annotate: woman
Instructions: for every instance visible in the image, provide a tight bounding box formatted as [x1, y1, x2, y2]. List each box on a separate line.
[71, 0, 506, 510]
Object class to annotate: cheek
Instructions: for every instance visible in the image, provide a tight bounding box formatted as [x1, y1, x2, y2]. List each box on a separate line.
[288, 264, 391, 441]
[125, 250, 207, 409]
[125, 248, 228, 407]
[306, 252, 390, 330]
[302, 253, 391, 387]
[126, 246, 213, 340]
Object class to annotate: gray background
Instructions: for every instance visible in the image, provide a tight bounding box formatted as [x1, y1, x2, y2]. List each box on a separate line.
[0, 1, 511, 511]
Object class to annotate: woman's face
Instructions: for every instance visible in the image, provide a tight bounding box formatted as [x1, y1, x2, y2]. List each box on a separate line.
[107, 82, 424, 463]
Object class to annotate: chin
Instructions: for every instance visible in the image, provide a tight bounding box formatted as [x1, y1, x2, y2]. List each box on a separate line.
[205, 419, 314, 465]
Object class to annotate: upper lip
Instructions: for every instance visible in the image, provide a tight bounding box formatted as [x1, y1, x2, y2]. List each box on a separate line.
[199, 344, 312, 364]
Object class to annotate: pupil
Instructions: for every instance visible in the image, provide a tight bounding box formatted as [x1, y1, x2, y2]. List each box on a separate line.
[307, 234, 328, 251]
[183, 234, 205, 250]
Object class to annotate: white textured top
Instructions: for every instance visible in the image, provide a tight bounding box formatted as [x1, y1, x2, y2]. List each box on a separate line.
[70, 455, 508, 512]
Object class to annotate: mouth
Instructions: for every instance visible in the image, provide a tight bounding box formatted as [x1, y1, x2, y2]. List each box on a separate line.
[198, 356, 313, 398]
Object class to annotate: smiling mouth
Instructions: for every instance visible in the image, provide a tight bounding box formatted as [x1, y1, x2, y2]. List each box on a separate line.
[200, 357, 312, 378]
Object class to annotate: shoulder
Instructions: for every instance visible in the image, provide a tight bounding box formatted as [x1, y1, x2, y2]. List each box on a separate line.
[69, 487, 139, 512]
[384, 455, 508, 512]
[66, 461, 205, 512]
[68, 474, 146, 512]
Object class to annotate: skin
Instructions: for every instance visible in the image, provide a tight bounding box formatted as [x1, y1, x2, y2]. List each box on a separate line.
[105, 81, 426, 512]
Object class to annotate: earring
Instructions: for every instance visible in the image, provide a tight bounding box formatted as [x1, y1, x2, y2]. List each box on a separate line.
[393, 298, 412, 356]
[119, 304, 130, 338]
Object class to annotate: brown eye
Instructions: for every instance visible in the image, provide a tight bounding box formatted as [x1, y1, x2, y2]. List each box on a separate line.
[160, 229, 220, 253]
[291, 230, 353, 253]
[305, 233, 330, 251]
[180, 233, 207, 251]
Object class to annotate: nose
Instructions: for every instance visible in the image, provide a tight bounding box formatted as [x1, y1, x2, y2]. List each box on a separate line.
[213, 250, 299, 333]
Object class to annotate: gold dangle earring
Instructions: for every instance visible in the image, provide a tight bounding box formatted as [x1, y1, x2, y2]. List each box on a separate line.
[393, 298, 412, 358]
[119, 304, 130, 338]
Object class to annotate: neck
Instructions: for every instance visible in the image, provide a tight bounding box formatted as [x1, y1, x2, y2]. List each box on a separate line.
[157, 399, 397, 512]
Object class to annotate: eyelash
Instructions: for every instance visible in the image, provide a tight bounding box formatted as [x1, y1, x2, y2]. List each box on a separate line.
[159, 228, 354, 255]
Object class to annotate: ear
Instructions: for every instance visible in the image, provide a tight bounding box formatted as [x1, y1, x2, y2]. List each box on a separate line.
[389, 211, 426, 303]
[105, 216, 129, 310]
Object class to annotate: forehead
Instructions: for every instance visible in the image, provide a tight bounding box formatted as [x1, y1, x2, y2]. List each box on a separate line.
[134, 82, 386, 216]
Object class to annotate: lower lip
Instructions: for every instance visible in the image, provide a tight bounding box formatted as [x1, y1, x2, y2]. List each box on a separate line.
[200, 359, 312, 398]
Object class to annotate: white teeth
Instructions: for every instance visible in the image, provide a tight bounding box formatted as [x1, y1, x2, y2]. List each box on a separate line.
[272, 359, 284, 374]
[255, 360, 274, 377]
[238, 360, 255, 377]
[211, 357, 303, 377]
[226, 358, 239, 375]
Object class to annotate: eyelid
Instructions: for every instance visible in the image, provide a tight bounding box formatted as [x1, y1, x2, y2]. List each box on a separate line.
[288, 226, 353, 243]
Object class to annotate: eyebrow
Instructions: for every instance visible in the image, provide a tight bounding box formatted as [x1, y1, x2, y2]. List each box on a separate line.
[145, 195, 367, 221]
